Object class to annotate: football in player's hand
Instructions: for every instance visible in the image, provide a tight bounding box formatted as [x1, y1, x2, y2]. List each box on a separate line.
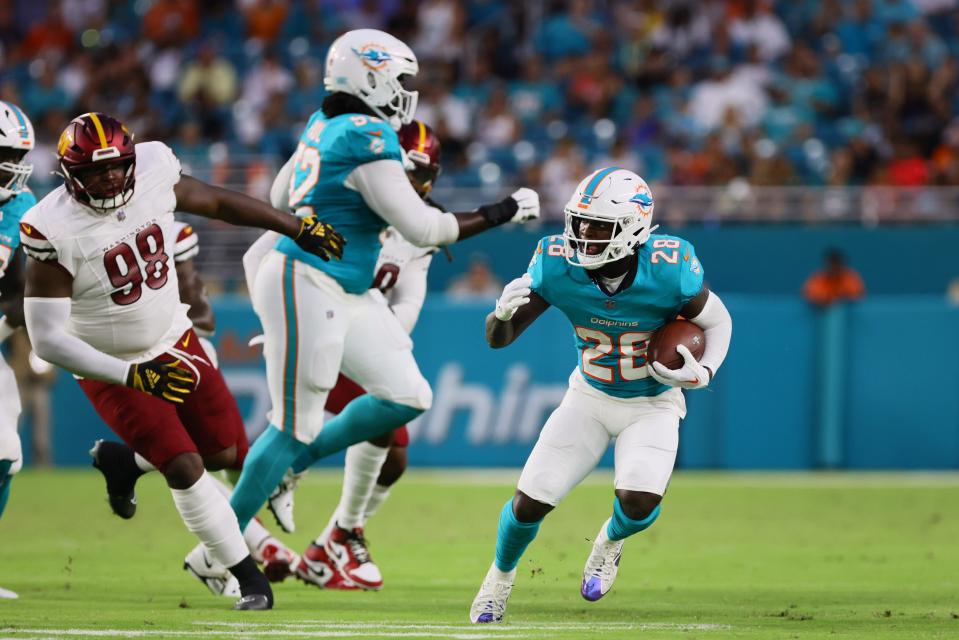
[648, 320, 706, 370]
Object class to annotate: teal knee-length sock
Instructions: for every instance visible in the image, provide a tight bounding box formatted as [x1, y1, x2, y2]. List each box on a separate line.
[291, 395, 423, 473]
[0, 460, 13, 518]
[229, 426, 306, 530]
[606, 498, 661, 541]
[494, 499, 543, 572]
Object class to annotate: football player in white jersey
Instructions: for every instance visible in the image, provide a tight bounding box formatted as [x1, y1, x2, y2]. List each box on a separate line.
[0, 100, 37, 600]
[89, 220, 300, 597]
[19, 112, 344, 611]
[259, 120, 446, 591]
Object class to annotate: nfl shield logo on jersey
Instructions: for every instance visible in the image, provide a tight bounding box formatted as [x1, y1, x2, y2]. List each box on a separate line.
[605, 300, 616, 310]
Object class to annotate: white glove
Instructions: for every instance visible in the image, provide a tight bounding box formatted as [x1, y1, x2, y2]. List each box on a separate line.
[494, 274, 532, 321]
[649, 344, 710, 390]
[509, 188, 540, 223]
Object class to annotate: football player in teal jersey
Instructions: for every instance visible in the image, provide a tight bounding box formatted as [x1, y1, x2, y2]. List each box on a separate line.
[229, 29, 540, 534]
[0, 101, 36, 600]
[469, 168, 733, 623]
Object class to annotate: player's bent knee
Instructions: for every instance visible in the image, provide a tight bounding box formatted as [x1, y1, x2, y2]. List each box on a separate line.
[513, 490, 554, 523]
[615, 489, 662, 521]
[374, 375, 432, 412]
[202, 445, 237, 471]
[163, 452, 206, 490]
[368, 430, 394, 448]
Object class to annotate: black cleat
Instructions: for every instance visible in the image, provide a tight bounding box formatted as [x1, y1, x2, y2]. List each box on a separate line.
[89, 439, 140, 519]
[233, 594, 272, 610]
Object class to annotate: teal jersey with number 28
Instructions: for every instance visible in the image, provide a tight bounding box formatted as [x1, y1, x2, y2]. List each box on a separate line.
[526, 234, 704, 398]
[274, 111, 404, 294]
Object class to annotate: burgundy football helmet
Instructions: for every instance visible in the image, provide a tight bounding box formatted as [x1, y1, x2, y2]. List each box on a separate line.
[57, 112, 136, 212]
[397, 119, 441, 197]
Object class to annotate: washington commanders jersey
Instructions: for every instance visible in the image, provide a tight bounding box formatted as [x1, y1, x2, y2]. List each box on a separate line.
[373, 227, 434, 333]
[527, 234, 704, 398]
[19, 141, 192, 361]
[274, 111, 404, 294]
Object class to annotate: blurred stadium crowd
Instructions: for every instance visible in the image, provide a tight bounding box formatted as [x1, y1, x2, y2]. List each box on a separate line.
[2, 0, 959, 220]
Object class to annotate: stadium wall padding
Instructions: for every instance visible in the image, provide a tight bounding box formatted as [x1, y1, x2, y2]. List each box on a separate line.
[25, 295, 959, 470]
[427, 224, 959, 295]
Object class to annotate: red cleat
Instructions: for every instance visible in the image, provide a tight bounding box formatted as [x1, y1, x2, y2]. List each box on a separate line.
[324, 525, 383, 591]
[295, 543, 359, 590]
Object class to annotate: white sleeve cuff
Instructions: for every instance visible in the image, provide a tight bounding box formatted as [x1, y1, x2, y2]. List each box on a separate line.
[688, 291, 731, 377]
[347, 160, 459, 247]
[24, 297, 130, 384]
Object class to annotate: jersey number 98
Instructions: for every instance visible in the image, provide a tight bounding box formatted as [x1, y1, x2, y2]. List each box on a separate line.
[103, 224, 169, 306]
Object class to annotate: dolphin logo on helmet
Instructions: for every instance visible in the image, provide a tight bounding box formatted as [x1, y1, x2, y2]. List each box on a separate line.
[352, 45, 393, 69]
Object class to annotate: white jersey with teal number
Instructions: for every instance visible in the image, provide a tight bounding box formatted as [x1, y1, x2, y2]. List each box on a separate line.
[526, 234, 704, 398]
[274, 111, 404, 294]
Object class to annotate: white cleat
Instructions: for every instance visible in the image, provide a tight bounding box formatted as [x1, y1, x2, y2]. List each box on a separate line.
[469, 562, 516, 624]
[183, 543, 240, 598]
[581, 517, 625, 602]
[0, 586, 18, 599]
[268, 469, 305, 534]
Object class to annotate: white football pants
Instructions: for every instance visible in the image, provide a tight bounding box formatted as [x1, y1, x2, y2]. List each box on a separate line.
[517, 369, 685, 506]
[251, 250, 432, 444]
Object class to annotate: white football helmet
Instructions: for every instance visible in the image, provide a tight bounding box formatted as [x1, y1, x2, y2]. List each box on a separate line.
[563, 167, 657, 270]
[324, 29, 419, 130]
[0, 101, 34, 201]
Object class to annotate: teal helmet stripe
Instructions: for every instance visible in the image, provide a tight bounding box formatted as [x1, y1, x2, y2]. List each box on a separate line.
[579, 166, 621, 207]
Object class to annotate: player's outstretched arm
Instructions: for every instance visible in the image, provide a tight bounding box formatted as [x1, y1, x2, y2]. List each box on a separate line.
[348, 160, 539, 247]
[173, 175, 345, 262]
[485, 275, 550, 348]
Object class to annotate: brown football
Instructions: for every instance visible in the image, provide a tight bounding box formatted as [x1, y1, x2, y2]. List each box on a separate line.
[647, 320, 706, 370]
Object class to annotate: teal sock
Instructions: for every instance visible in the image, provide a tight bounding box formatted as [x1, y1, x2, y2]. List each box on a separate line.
[494, 499, 543, 572]
[229, 426, 306, 530]
[295, 395, 423, 471]
[0, 460, 12, 518]
[606, 498, 661, 541]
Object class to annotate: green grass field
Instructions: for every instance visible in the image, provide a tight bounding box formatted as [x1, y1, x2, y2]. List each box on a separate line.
[0, 470, 957, 639]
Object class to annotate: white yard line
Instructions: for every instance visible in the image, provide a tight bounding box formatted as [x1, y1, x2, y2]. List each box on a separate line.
[195, 621, 730, 630]
[0, 631, 523, 640]
[0, 621, 732, 639]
